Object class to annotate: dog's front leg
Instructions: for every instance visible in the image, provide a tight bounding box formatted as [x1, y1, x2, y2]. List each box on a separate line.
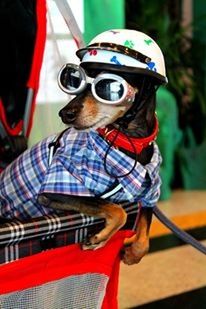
[122, 208, 152, 265]
[38, 193, 127, 249]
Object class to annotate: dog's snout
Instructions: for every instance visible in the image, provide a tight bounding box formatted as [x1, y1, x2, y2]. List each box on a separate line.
[59, 108, 77, 123]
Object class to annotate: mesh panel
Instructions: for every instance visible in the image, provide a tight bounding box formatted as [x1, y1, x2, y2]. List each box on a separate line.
[0, 273, 109, 309]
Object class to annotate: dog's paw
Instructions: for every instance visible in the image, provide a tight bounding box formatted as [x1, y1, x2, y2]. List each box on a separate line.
[82, 241, 107, 250]
[121, 240, 149, 265]
[81, 233, 108, 250]
[37, 194, 51, 206]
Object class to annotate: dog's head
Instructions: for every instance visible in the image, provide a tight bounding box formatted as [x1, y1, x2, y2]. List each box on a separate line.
[58, 29, 167, 131]
[58, 67, 139, 130]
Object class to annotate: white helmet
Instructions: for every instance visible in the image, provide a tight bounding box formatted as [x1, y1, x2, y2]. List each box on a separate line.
[77, 29, 167, 85]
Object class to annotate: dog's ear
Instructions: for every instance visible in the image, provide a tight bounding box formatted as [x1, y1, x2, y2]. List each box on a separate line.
[145, 94, 156, 130]
[138, 78, 157, 131]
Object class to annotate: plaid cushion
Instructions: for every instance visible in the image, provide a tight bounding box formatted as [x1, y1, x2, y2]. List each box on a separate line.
[0, 128, 162, 220]
[0, 202, 139, 264]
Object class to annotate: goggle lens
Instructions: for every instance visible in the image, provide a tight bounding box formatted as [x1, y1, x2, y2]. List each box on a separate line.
[59, 66, 82, 92]
[95, 79, 124, 102]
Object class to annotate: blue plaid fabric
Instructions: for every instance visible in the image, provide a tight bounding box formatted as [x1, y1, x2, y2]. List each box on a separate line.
[0, 128, 162, 220]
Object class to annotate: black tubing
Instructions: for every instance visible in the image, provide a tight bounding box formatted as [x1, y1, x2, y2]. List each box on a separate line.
[153, 206, 206, 255]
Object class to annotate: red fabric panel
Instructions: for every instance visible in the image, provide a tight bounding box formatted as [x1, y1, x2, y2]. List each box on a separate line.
[26, 0, 47, 90]
[0, 230, 134, 298]
[102, 249, 121, 309]
[26, 0, 47, 136]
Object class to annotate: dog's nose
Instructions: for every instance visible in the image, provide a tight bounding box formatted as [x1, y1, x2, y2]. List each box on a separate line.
[59, 109, 77, 123]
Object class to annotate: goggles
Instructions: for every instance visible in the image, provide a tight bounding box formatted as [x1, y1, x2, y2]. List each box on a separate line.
[57, 63, 137, 105]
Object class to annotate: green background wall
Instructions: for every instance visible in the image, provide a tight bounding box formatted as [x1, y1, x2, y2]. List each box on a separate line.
[84, 0, 125, 44]
[193, 0, 206, 100]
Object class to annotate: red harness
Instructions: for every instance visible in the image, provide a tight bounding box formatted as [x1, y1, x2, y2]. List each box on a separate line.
[97, 117, 158, 154]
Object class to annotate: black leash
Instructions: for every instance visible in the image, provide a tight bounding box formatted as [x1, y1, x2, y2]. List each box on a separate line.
[153, 206, 206, 255]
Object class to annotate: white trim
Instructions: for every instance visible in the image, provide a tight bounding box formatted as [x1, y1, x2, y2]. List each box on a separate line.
[101, 183, 123, 199]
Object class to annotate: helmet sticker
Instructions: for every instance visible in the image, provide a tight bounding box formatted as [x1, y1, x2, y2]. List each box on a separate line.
[110, 56, 122, 65]
[144, 39, 153, 45]
[146, 61, 157, 72]
[124, 40, 135, 49]
[89, 49, 98, 56]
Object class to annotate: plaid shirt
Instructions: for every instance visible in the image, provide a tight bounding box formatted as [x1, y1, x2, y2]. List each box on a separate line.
[0, 128, 162, 220]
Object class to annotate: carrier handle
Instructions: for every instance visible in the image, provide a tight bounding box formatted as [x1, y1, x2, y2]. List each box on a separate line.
[53, 0, 85, 48]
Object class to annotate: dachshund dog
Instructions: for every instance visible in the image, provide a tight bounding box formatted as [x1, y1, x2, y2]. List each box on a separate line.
[0, 67, 160, 265]
[1, 29, 165, 265]
[37, 64, 161, 265]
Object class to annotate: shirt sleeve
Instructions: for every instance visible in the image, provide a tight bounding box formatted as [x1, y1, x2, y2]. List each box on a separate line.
[140, 173, 162, 208]
[140, 142, 162, 208]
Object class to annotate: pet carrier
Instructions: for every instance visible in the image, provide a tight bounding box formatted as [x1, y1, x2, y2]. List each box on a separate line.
[0, 2, 139, 307]
[0, 207, 137, 308]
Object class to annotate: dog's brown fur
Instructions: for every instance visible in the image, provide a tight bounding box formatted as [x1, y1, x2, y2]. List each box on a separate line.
[38, 72, 156, 265]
